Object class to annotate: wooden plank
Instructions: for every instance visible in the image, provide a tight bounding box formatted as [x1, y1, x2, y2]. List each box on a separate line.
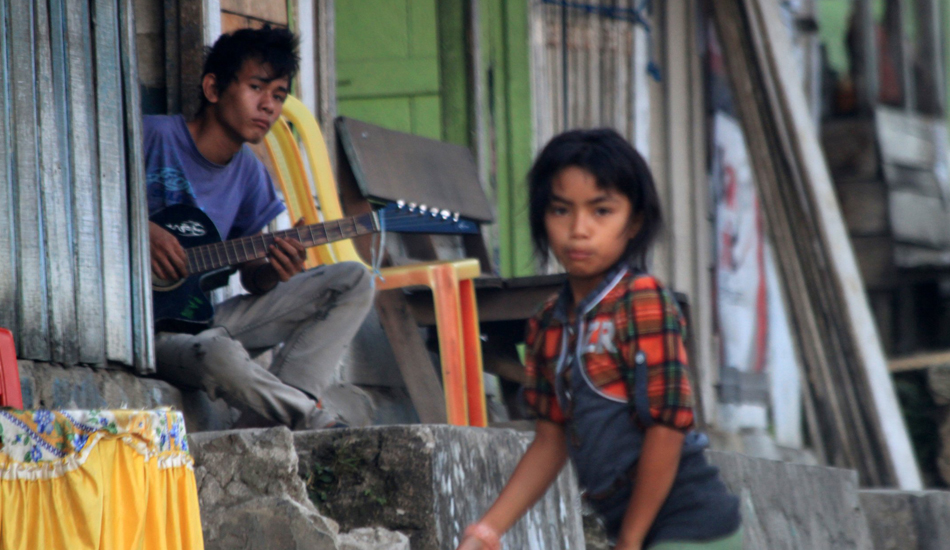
[820, 118, 879, 181]
[851, 236, 897, 289]
[888, 190, 950, 248]
[882, 164, 943, 196]
[889, 349, 950, 373]
[314, 0, 336, 166]
[875, 106, 937, 169]
[163, 0, 180, 113]
[894, 242, 950, 269]
[39, 0, 79, 364]
[0, 1, 18, 342]
[94, 0, 134, 365]
[665, 0, 695, 301]
[749, 0, 922, 488]
[10, 0, 50, 360]
[688, 0, 715, 427]
[120, 0, 155, 374]
[220, 0, 288, 25]
[712, 0, 840, 472]
[743, 0, 880, 479]
[65, 0, 106, 364]
[835, 180, 889, 235]
[374, 289, 448, 424]
[406, 283, 561, 325]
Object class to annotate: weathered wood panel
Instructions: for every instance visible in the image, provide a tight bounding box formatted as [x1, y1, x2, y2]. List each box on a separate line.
[65, 0, 106, 364]
[119, 0, 155, 374]
[94, 0, 134, 365]
[10, 0, 50, 359]
[835, 180, 889, 235]
[38, 0, 79, 365]
[0, 2, 17, 341]
[0, 0, 149, 369]
[889, 190, 950, 248]
[876, 106, 937, 169]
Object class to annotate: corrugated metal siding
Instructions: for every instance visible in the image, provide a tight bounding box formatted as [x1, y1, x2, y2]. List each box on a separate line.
[0, 0, 152, 371]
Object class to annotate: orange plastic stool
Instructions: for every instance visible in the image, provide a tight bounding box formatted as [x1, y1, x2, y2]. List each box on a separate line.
[0, 328, 23, 408]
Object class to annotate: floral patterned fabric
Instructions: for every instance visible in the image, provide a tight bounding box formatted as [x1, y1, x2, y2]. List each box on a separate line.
[0, 408, 191, 477]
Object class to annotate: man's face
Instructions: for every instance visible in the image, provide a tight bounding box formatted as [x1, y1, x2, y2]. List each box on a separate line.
[209, 58, 290, 144]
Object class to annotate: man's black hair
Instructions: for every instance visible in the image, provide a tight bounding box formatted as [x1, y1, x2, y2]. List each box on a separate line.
[198, 26, 300, 111]
[527, 128, 663, 268]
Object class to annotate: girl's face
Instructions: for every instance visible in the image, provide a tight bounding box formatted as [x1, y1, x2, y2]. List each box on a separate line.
[545, 166, 640, 300]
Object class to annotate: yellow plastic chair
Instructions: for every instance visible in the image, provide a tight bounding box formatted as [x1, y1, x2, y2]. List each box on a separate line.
[263, 95, 487, 427]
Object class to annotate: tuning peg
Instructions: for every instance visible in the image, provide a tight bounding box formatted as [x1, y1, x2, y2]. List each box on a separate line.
[440, 209, 450, 219]
[397, 200, 406, 209]
[453, 212, 460, 222]
[408, 202, 417, 212]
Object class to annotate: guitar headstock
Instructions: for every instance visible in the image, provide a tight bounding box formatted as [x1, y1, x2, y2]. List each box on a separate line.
[377, 201, 480, 234]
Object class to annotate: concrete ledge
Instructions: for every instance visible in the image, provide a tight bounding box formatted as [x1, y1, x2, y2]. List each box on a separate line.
[189, 428, 409, 550]
[709, 451, 873, 550]
[18, 360, 233, 432]
[294, 426, 586, 550]
[860, 490, 950, 550]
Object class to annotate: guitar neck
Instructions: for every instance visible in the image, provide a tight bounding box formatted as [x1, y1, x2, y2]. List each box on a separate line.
[186, 212, 378, 274]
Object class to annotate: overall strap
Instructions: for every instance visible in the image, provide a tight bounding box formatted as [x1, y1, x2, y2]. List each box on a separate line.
[614, 288, 654, 428]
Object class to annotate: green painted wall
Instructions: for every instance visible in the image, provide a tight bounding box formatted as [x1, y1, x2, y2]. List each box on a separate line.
[336, 0, 442, 139]
[481, 0, 534, 277]
[335, 0, 535, 277]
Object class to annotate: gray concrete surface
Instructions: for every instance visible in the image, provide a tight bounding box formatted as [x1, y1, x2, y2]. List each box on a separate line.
[860, 489, 950, 550]
[18, 359, 234, 432]
[294, 425, 586, 550]
[709, 451, 874, 550]
[189, 427, 409, 550]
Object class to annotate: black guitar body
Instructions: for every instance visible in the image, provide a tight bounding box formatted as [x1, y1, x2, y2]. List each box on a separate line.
[151, 204, 228, 334]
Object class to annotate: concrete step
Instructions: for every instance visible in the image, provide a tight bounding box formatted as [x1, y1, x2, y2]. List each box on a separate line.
[187, 425, 950, 550]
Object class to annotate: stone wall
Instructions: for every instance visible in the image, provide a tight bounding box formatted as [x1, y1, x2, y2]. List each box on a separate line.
[709, 451, 873, 550]
[294, 426, 586, 550]
[184, 425, 950, 550]
[189, 428, 409, 550]
[860, 490, 950, 550]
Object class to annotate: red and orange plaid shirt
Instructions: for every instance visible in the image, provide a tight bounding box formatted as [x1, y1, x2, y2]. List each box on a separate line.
[523, 269, 695, 430]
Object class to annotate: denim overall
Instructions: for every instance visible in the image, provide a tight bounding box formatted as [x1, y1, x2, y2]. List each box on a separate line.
[552, 270, 740, 546]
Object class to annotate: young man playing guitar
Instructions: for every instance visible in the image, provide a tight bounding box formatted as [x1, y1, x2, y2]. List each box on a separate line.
[145, 27, 373, 430]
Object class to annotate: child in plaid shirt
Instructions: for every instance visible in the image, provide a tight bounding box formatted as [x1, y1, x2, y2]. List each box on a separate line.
[457, 129, 741, 550]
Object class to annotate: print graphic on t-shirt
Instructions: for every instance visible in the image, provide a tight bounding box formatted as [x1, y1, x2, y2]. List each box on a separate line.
[146, 167, 198, 213]
[583, 320, 617, 355]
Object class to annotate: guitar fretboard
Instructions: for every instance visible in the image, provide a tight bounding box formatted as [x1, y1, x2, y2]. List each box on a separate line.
[186, 213, 377, 274]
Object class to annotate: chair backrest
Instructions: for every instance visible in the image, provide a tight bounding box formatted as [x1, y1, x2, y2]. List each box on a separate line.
[263, 95, 365, 270]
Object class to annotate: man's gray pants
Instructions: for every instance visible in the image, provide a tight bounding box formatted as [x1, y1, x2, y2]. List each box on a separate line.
[154, 261, 374, 429]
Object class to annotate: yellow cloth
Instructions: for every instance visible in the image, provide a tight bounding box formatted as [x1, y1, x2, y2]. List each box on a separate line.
[0, 409, 203, 550]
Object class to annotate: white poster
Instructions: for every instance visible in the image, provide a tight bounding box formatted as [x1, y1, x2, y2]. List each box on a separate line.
[713, 112, 767, 376]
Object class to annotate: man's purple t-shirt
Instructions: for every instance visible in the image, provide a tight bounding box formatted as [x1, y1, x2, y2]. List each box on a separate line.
[143, 114, 285, 240]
